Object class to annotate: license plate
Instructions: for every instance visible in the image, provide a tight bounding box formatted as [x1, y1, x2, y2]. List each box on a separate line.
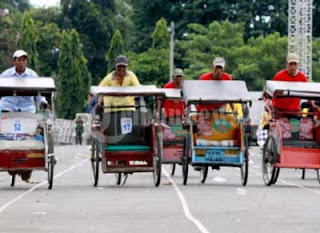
[225, 149, 238, 157]
[205, 150, 224, 161]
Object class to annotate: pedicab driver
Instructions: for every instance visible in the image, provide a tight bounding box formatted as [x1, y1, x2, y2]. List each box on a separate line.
[163, 68, 185, 119]
[0, 50, 48, 112]
[97, 55, 140, 112]
[197, 57, 232, 112]
[269, 53, 308, 112]
[0, 50, 48, 183]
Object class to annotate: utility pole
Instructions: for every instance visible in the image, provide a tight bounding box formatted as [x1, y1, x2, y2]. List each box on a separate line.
[288, 0, 313, 80]
[169, 21, 175, 81]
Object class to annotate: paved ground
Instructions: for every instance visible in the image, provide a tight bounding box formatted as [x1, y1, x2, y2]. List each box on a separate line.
[1, 145, 320, 233]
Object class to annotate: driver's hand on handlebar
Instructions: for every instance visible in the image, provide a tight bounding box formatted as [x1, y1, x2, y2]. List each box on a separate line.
[41, 102, 49, 110]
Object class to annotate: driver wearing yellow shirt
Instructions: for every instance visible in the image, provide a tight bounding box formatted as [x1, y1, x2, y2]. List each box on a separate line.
[98, 55, 140, 112]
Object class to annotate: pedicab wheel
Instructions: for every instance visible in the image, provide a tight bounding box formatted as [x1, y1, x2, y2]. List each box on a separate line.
[182, 135, 189, 185]
[301, 169, 306, 179]
[200, 166, 208, 184]
[47, 156, 55, 189]
[171, 164, 176, 176]
[47, 136, 54, 190]
[271, 168, 280, 184]
[11, 173, 16, 187]
[115, 173, 122, 185]
[262, 136, 277, 186]
[240, 135, 249, 186]
[316, 170, 320, 185]
[91, 139, 100, 186]
[153, 133, 162, 187]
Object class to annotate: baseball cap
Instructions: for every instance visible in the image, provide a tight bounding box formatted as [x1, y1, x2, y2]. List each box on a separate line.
[213, 57, 225, 68]
[173, 68, 184, 77]
[287, 53, 299, 64]
[13, 50, 28, 59]
[114, 55, 128, 67]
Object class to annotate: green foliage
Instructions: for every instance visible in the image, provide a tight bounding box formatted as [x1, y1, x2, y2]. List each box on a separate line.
[18, 12, 38, 71]
[312, 38, 320, 82]
[178, 21, 288, 90]
[0, 12, 21, 71]
[129, 18, 169, 86]
[129, 48, 169, 86]
[106, 30, 125, 72]
[0, 0, 30, 12]
[57, 30, 91, 119]
[152, 18, 169, 49]
[60, 0, 116, 84]
[178, 21, 245, 80]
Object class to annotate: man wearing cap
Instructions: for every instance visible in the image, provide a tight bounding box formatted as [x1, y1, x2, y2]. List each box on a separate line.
[163, 68, 185, 118]
[0, 50, 47, 113]
[271, 53, 308, 112]
[198, 57, 232, 111]
[199, 57, 232, 81]
[98, 55, 140, 112]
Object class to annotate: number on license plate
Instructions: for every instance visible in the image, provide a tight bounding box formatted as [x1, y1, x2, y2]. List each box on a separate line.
[205, 150, 224, 161]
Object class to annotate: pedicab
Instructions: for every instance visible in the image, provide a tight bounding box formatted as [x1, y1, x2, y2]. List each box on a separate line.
[181, 80, 251, 185]
[90, 85, 165, 186]
[0, 77, 56, 189]
[262, 81, 320, 186]
[161, 88, 187, 175]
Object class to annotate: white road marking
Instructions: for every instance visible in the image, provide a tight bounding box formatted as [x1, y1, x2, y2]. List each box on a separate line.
[212, 176, 226, 183]
[33, 212, 47, 215]
[0, 158, 88, 214]
[250, 168, 320, 195]
[236, 188, 247, 196]
[163, 168, 210, 233]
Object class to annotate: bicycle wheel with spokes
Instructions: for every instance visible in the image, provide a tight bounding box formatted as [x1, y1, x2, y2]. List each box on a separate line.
[91, 139, 100, 186]
[153, 133, 162, 187]
[182, 135, 190, 185]
[200, 166, 208, 183]
[262, 136, 277, 186]
[240, 135, 249, 186]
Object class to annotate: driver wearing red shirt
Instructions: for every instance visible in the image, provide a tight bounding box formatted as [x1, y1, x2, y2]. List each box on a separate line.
[198, 57, 232, 111]
[163, 68, 185, 118]
[272, 53, 308, 112]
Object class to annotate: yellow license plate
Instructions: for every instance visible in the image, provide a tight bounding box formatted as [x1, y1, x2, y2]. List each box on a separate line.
[224, 150, 238, 157]
[27, 153, 44, 159]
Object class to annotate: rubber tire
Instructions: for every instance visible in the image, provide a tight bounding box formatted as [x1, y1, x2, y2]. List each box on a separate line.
[47, 156, 54, 189]
[182, 135, 189, 185]
[11, 174, 16, 187]
[200, 166, 208, 184]
[271, 168, 280, 184]
[92, 140, 100, 187]
[47, 134, 54, 190]
[302, 169, 306, 179]
[262, 136, 277, 186]
[153, 133, 162, 187]
[115, 173, 122, 185]
[171, 164, 176, 176]
[241, 135, 249, 186]
[316, 170, 320, 185]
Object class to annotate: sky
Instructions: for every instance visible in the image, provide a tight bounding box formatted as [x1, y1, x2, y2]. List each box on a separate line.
[29, 0, 60, 7]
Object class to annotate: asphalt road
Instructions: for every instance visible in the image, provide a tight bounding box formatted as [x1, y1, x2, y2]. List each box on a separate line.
[1, 145, 320, 233]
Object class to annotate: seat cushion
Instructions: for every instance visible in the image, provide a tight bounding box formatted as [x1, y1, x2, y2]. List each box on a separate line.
[105, 144, 152, 151]
[0, 140, 45, 150]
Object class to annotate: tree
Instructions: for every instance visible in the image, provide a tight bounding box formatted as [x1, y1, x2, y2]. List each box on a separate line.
[56, 30, 91, 119]
[0, 0, 30, 12]
[177, 21, 288, 90]
[106, 30, 125, 72]
[130, 0, 289, 52]
[60, 0, 116, 84]
[152, 18, 169, 49]
[18, 12, 38, 71]
[129, 18, 169, 86]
